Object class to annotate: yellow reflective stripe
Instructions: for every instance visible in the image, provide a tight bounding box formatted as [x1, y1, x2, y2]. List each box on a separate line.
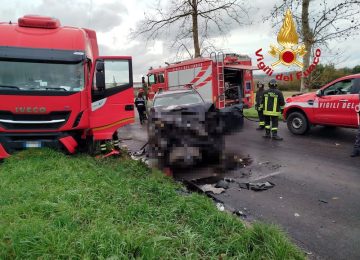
[273, 96, 278, 114]
[264, 95, 268, 113]
[265, 125, 271, 129]
[263, 111, 281, 116]
[271, 128, 278, 131]
[259, 122, 265, 126]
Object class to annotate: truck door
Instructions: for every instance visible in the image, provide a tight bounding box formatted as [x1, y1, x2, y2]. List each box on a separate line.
[315, 78, 354, 126]
[90, 57, 134, 139]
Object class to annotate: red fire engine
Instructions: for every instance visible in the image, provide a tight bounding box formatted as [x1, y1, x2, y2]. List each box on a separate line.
[0, 15, 134, 159]
[284, 74, 360, 134]
[145, 53, 257, 109]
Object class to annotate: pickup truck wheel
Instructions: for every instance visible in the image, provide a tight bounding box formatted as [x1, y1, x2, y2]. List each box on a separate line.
[287, 112, 309, 135]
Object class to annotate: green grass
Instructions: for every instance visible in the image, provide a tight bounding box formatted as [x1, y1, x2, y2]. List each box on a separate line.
[0, 149, 304, 259]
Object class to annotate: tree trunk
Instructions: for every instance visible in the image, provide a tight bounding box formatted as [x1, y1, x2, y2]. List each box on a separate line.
[191, 0, 201, 57]
[301, 0, 312, 92]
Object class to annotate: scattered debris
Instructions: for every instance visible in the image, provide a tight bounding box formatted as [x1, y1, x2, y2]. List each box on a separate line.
[216, 203, 225, 211]
[200, 184, 225, 194]
[279, 196, 283, 199]
[238, 181, 275, 191]
[335, 143, 340, 146]
[234, 210, 247, 218]
[133, 148, 146, 156]
[215, 180, 230, 189]
[332, 197, 339, 200]
[224, 177, 235, 183]
[130, 155, 142, 161]
[258, 161, 270, 165]
[269, 164, 281, 171]
[294, 213, 300, 217]
[319, 199, 328, 204]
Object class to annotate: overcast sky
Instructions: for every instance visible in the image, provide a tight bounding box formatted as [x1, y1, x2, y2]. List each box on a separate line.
[2, 0, 360, 80]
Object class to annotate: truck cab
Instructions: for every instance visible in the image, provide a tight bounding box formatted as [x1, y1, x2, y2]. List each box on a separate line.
[284, 74, 360, 134]
[146, 67, 166, 99]
[0, 15, 134, 159]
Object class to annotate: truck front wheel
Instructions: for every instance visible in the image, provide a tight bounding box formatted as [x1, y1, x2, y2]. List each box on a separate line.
[287, 112, 309, 135]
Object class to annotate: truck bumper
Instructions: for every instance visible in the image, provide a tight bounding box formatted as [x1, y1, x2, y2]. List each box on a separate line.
[0, 132, 78, 159]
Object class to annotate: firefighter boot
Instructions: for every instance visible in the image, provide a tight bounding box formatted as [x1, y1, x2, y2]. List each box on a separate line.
[272, 130, 283, 141]
[350, 149, 360, 157]
[263, 129, 271, 138]
[256, 126, 265, 130]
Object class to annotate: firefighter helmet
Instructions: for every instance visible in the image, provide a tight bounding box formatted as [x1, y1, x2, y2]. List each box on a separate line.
[269, 79, 277, 88]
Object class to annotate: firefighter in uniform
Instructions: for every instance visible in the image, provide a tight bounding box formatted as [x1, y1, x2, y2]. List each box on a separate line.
[255, 81, 265, 130]
[261, 79, 285, 140]
[134, 91, 146, 124]
[351, 92, 360, 157]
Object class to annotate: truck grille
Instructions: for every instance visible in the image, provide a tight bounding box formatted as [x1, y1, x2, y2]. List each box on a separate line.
[0, 111, 70, 130]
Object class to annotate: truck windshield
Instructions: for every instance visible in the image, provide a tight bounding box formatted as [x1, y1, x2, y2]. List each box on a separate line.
[0, 60, 84, 92]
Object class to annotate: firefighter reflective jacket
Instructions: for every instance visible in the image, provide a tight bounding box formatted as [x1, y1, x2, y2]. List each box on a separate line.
[261, 88, 285, 116]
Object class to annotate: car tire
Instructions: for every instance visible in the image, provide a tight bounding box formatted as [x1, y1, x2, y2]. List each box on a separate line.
[287, 112, 309, 135]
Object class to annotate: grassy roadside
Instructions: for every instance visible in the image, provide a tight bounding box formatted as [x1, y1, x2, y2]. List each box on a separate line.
[0, 149, 304, 259]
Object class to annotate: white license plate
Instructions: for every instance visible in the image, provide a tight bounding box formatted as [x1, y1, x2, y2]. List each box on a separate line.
[25, 141, 42, 148]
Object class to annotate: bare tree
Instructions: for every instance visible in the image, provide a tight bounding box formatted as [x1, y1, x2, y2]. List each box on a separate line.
[267, 0, 360, 92]
[131, 0, 250, 59]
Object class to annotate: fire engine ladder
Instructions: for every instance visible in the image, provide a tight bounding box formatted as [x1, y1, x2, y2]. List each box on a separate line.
[210, 52, 225, 109]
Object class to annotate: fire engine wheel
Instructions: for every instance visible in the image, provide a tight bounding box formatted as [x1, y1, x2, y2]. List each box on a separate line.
[287, 112, 309, 135]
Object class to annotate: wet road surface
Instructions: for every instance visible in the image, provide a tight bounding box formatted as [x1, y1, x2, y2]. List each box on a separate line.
[119, 119, 360, 260]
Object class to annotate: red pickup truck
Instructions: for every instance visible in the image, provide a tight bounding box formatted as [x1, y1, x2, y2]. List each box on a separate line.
[283, 74, 360, 134]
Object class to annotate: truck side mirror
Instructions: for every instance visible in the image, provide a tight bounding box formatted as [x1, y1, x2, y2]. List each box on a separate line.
[96, 61, 105, 91]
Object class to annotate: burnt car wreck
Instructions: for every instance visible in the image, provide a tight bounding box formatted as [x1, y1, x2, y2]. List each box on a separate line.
[147, 88, 243, 168]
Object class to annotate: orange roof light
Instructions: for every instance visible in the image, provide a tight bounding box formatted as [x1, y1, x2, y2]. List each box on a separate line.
[18, 15, 60, 29]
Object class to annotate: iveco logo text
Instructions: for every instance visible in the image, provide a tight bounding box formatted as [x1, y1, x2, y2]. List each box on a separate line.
[15, 107, 47, 113]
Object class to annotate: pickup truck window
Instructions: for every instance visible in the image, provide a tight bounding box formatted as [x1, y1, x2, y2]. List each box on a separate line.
[349, 78, 360, 94]
[323, 79, 353, 96]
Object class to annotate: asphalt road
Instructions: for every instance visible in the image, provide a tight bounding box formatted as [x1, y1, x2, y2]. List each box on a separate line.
[216, 121, 360, 260]
[119, 118, 360, 260]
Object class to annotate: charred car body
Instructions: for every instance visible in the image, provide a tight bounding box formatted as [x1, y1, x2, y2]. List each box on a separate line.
[148, 88, 243, 168]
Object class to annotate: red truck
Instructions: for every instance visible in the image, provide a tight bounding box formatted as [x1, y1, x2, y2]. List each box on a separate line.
[284, 74, 360, 134]
[0, 15, 135, 159]
[145, 53, 257, 109]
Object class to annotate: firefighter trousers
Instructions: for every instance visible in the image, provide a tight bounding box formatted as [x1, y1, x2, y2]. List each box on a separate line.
[137, 107, 146, 124]
[257, 109, 265, 128]
[264, 115, 279, 134]
[354, 125, 360, 150]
